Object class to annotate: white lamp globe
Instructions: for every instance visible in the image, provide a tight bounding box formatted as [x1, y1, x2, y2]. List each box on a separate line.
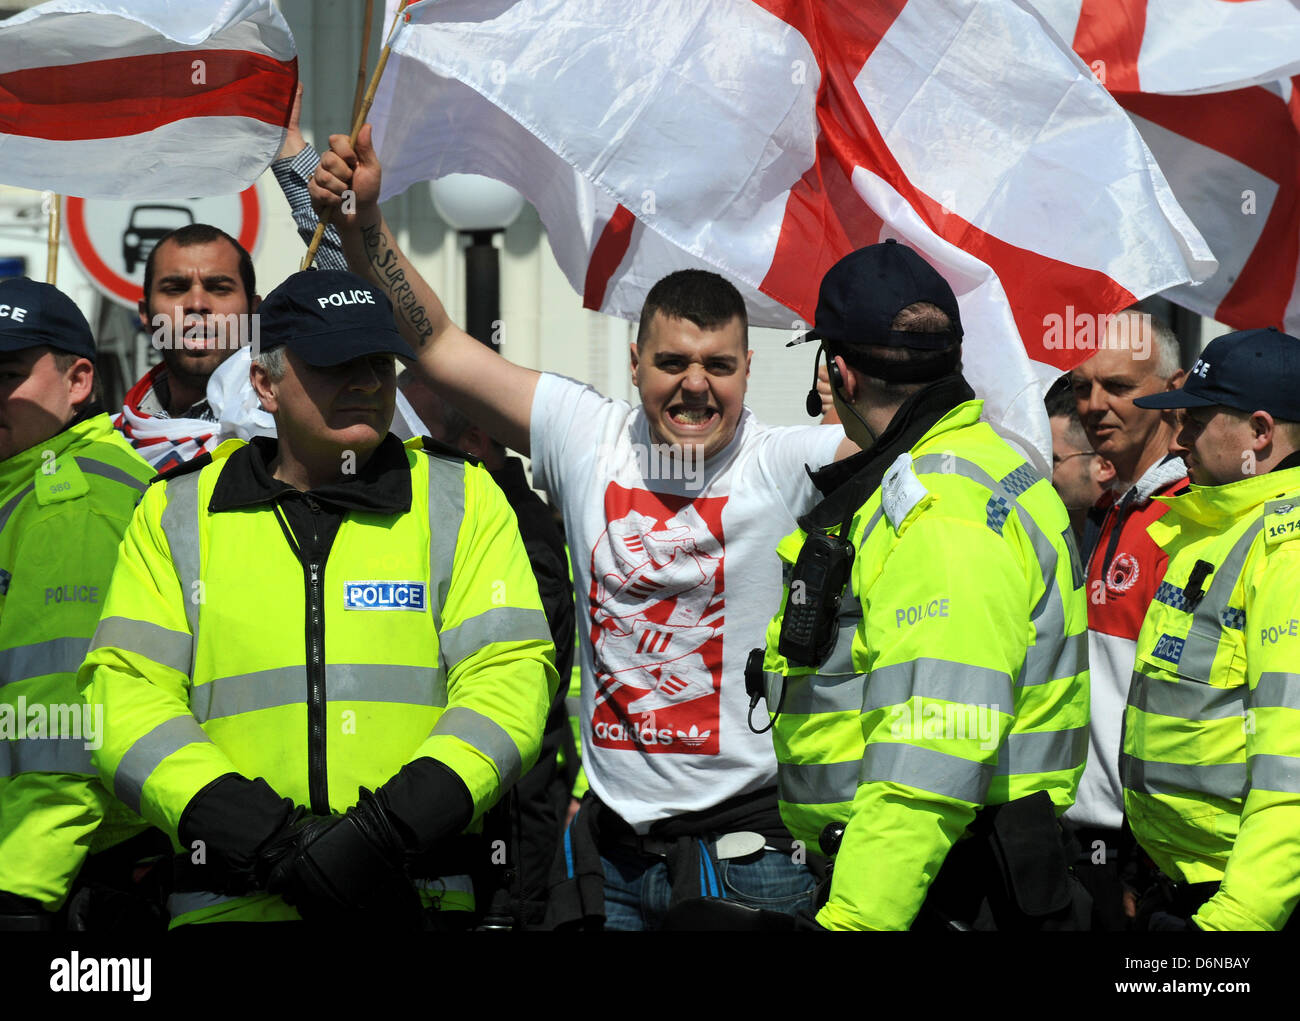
[429, 175, 526, 232]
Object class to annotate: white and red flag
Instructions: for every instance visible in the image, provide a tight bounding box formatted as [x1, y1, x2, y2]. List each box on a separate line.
[1118, 80, 1300, 333]
[370, 0, 1214, 454]
[0, 0, 297, 199]
[1028, 0, 1300, 95]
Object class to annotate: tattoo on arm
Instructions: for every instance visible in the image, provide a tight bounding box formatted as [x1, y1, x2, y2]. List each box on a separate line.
[361, 223, 436, 346]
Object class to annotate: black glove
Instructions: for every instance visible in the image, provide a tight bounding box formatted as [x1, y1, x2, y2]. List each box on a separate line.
[177, 774, 300, 896]
[276, 786, 423, 928]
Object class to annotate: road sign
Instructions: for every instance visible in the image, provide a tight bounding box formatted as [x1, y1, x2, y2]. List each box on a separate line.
[64, 185, 263, 309]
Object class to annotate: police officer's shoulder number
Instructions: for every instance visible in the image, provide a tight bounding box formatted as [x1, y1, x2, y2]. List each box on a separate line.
[32, 452, 90, 506]
[418, 435, 481, 467]
[1264, 498, 1300, 548]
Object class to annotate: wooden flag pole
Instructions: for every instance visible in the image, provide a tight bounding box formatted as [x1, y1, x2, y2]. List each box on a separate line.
[46, 193, 61, 285]
[301, 1, 403, 271]
[351, 0, 376, 125]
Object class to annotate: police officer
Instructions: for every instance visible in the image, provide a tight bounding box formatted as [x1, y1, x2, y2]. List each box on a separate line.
[758, 241, 1090, 930]
[1123, 327, 1300, 931]
[79, 270, 558, 926]
[0, 279, 155, 929]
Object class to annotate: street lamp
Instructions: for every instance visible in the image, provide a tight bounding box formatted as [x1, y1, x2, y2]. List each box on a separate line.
[429, 174, 526, 352]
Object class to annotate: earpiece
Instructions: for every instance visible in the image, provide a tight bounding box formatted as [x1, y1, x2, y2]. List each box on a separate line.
[805, 345, 825, 417]
[828, 356, 844, 392]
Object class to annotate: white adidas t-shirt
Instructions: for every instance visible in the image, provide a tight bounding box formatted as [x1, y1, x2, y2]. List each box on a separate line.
[531, 373, 844, 830]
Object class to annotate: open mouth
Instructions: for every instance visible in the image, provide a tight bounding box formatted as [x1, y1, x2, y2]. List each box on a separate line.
[667, 405, 718, 429]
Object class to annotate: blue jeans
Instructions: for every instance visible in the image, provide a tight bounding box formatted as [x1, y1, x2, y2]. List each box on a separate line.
[600, 843, 817, 931]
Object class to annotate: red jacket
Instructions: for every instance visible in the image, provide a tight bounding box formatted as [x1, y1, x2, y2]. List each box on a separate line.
[1067, 455, 1189, 832]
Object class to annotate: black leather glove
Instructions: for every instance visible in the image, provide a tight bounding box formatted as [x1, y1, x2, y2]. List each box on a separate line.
[177, 774, 300, 896]
[276, 786, 423, 928]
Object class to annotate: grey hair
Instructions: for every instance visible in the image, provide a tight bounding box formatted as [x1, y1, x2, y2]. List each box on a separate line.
[253, 345, 288, 382]
[1150, 315, 1181, 379]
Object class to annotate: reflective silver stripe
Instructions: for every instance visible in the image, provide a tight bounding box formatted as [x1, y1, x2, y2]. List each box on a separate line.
[0, 635, 89, 687]
[0, 736, 94, 776]
[861, 658, 1013, 714]
[1128, 671, 1246, 721]
[913, 453, 1078, 690]
[431, 706, 522, 788]
[167, 891, 237, 918]
[192, 663, 445, 723]
[995, 726, 1087, 776]
[817, 618, 859, 677]
[781, 671, 866, 716]
[426, 458, 466, 635]
[0, 484, 34, 533]
[89, 616, 191, 676]
[113, 716, 212, 813]
[439, 607, 551, 669]
[1120, 753, 1246, 801]
[861, 742, 994, 804]
[159, 473, 202, 662]
[1251, 672, 1300, 712]
[1249, 754, 1300, 793]
[778, 759, 860, 806]
[1176, 521, 1264, 679]
[73, 457, 149, 494]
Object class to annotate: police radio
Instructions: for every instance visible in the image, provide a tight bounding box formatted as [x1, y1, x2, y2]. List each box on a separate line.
[778, 531, 855, 667]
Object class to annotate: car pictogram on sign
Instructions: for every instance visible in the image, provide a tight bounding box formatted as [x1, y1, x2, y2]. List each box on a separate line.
[122, 204, 194, 274]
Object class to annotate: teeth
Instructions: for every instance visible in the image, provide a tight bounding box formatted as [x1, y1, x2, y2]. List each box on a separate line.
[672, 408, 712, 424]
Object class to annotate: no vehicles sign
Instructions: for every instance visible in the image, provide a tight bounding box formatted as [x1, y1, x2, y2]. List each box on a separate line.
[64, 186, 263, 308]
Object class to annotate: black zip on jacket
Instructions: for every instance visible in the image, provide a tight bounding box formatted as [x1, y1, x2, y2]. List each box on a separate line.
[207, 434, 413, 814]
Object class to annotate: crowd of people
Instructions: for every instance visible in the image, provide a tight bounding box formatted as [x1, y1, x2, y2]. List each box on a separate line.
[1, 112, 1297, 933]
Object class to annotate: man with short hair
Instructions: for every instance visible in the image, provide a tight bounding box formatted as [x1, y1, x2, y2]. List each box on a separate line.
[80, 270, 557, 925]
[0, 279, 155, 929]
[309, 127, 853, 929]
[118, 224, 263, 470]
[1046, 382, 1114, 558]
[760, 240, 1090, 930]
[1065, 309, 1187, 928]
[1123, 327, 1300, 930]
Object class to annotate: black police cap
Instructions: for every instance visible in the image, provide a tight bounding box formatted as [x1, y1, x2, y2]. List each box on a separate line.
[258, 270, 416, 366]
[0, 277, 96, 362]
[1134, 326, 1300, 420]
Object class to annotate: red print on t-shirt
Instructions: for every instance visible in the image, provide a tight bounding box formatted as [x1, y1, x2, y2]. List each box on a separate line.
[589, 484, 726, 755]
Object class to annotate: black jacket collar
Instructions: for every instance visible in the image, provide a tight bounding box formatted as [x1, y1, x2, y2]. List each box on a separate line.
[209, 433, 413, 515]
[798, 374, 976, 533]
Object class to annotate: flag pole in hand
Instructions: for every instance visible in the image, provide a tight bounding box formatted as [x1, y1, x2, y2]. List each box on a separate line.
[45, 193, 61, 285]
[301, 0, 403, 271]
[351, 0, 376, 125]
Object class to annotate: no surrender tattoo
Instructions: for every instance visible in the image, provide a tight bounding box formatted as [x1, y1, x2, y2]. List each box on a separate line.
[361, 223, 435, 346]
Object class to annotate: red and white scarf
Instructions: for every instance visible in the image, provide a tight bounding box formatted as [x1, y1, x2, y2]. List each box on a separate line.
[115, 364, 219, 474]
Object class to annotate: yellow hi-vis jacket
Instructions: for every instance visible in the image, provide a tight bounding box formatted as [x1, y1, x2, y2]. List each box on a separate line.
[763, 400, 1089, 930]
[78, 436, 558, 924]
[1123, 464, 1300, 931]
[0, 413, 154, 909]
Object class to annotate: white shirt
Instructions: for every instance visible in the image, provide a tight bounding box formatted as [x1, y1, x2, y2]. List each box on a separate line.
[531, 373, 843, 829]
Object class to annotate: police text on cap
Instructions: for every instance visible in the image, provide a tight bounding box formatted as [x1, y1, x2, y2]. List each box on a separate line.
[0, 305, 28, 322]
[317, 289, 376, 309]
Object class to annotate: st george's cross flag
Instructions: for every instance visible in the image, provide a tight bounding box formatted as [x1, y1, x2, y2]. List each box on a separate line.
[0, 0, 297, 199]
[369, 0, 1215, 456]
